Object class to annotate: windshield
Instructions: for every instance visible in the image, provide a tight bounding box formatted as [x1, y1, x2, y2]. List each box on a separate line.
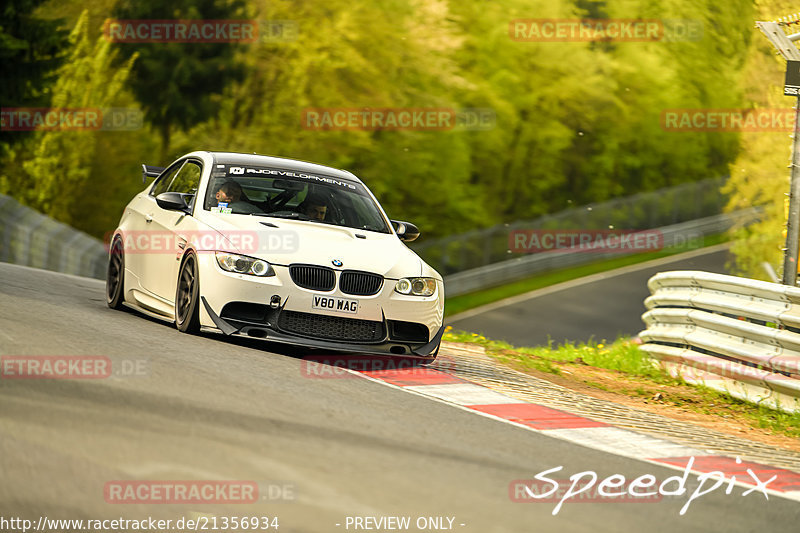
[203, 165, 391, 234]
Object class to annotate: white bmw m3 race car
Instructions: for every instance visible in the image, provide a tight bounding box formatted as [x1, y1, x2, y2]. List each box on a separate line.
[106, 151, 445, 361]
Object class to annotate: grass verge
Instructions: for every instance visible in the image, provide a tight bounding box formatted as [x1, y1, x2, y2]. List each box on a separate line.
[442, 329, 800, 441]
[444, 234, 728, 317]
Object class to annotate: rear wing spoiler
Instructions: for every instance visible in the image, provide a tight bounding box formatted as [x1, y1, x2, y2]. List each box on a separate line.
[141, 164, 165, 183]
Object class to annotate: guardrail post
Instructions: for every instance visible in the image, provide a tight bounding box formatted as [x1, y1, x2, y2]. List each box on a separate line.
[756, 17, 800, 285]
[783, 96, 800, 285]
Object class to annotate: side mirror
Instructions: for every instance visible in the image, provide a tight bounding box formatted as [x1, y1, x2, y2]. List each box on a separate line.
[156, 192, 191, 213]
[391, 220, 420, 242]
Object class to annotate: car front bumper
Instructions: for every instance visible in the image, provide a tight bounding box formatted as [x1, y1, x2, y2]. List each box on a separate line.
[195, 256, 444, 358]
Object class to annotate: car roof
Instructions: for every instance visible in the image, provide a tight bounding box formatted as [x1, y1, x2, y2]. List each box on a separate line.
[208, 151, 363, 184]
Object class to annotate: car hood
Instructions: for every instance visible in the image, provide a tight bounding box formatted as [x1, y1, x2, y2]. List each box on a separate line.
[196, 212, 430, 278]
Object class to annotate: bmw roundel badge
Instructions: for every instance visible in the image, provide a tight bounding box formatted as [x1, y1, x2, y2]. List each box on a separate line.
[332, 259, 343, 267]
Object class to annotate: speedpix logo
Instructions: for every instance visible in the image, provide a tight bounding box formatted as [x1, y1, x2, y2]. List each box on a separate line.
[514, 457, 776, 516]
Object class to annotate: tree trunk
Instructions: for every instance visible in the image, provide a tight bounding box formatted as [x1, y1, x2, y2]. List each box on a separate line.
[159, 122, 171, 165]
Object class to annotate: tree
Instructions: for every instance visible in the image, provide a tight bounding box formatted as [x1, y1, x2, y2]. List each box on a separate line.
[0, 0, 69, 197]
[722, 0, 799, 280]
[0, 0, 69, 148]
[22, 10, 137, 224]
[111, 0, 247, 162]
[7, 0, 766, 240]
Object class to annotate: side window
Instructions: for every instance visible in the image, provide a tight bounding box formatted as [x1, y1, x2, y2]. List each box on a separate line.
[168, 161, 202, 194]
[150, 163, 182, 197]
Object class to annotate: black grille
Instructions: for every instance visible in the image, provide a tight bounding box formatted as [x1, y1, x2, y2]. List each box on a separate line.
[277, 311, 385, 342]
[388, 320, 429, 343]
[340, 270, 384, 296]
[220, 302, 269, 323]
[289, 264, 335, 291]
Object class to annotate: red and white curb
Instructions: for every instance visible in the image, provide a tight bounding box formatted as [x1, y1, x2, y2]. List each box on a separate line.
[354, 366, 800, 502]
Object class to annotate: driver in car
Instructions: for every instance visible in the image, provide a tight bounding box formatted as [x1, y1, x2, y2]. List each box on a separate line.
[214, 181, 260, 214]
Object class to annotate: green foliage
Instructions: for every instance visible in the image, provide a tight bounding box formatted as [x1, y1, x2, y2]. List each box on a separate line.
[19, 10, 137, 225]
[723, 0, 797, 280]
[111, 0, 247, 158]
[443, 330, 668, 380]
[0, 0, 68, 196]
[2, 0, 763, 239]
[0, 0, 69, 148]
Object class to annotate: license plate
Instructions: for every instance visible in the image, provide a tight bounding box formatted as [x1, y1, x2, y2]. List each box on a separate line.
[312, 295, 359, 314]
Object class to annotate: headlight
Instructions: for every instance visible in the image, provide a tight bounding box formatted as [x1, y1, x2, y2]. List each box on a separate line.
[215, 252, 274, 277]
[395, 277, 436, 296]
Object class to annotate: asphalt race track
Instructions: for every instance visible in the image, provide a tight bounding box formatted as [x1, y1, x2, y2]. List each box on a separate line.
[448, 245, 732, 347]
[1, 260, 799, 532]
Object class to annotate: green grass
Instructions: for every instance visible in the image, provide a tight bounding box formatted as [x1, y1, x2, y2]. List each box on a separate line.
[444, 233, 728, 317]
[441, 234, 800, 439]
[442, 330, 800, 439]
[689, 389, 800, 439]
[443, 330, 670, 381]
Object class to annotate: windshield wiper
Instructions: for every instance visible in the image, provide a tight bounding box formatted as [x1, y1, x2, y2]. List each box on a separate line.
[249, 212, 348, 227]
[251, 212, 339, 223]
[249, 212, 304, 219]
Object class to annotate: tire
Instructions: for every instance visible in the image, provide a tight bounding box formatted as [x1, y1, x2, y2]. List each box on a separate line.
[106, 237, 125, 309]
[175, 252, 201, 333]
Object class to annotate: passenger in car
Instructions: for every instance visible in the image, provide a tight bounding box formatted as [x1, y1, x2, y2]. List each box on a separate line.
[298, 194, 328, 221]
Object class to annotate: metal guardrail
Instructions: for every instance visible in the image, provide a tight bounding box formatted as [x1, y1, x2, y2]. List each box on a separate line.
[0, 190, 759, 295]
[639, 270, 800, 413]
[443, 207, 762, 297]
[413, 177, 729, 275]
[0, 194, 107, 279]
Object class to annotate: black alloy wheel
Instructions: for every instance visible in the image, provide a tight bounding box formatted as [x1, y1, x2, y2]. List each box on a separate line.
[175, 253, 201, 333]
[106, 237, 125, 309]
